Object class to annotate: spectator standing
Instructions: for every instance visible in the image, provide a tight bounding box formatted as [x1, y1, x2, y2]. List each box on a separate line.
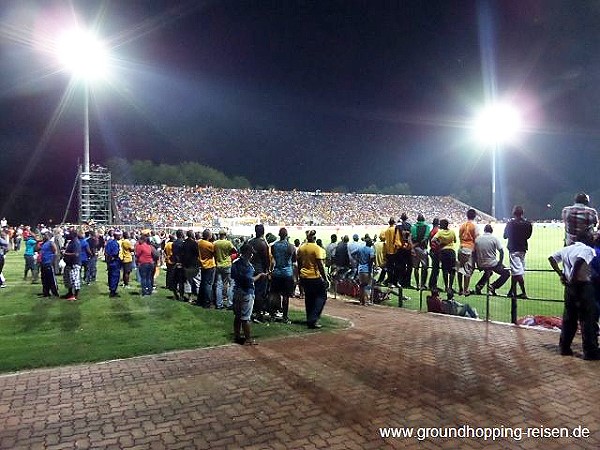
[231, 243, 267, 345]
[248, 224, 270, 320]
[457, 208, 479, 296]
[85, 230, 99, 284]
[504, 206, 533, 299]
[396, 213, 413, 288]
[0, 232, 9, 287]
[297, 230, 328, 329]
[171, 229, 186, 300]
[119, 231, 134, 289]
[380, 218, 400, 286]
[549, 232, 600, 360]
[214, 230, 235, 309]
[105, 230, 122, 298]
[39, 232, 59, 297]
[135, 234, 155, 296]
[23, 233, 38, 282]
[181, 230, 200, 302]
[62, 229, 81, 301]
[270, 227, 296, 323]
[427, 218, 441, 289]
[197, 229, 217, 308]
[473, 224, 510, 296]
[354, 236, 375, 305]
[562, 193, 598, 246]
[410, 214, 431, 290]
[434, 219, 457, 295]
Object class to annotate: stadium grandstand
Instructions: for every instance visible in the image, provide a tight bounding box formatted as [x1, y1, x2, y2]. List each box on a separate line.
[112, 184, 493, 229]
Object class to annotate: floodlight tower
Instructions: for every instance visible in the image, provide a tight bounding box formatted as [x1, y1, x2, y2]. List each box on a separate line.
[56, 28, 109, 222]
[473, 103, 521, 219]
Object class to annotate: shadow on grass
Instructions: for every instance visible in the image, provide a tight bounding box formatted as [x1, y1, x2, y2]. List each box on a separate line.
[109, 299, 141, 327]
[17, 300, 53, 333]
[56, 300, 82, 332]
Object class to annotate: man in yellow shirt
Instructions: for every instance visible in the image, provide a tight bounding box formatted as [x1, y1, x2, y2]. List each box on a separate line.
[297, 230, 328, 329]
[379, 217, 402, 286]
[214, 229, 235, 309]
[197, 229, 216, 308]
[118, 231, 134, 289]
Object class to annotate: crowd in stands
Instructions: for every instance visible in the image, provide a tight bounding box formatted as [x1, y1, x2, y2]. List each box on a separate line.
[112, 185, 491, 228]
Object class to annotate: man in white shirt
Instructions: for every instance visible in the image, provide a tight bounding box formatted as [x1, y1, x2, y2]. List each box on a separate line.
[549, 230, 600, 360]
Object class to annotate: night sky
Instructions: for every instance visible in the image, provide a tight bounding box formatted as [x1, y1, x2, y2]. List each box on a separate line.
[1, 0, 600, 223]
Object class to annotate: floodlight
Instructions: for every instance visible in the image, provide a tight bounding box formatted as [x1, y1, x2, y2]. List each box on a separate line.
[56, 28, 109, 80]
[473, 103, 521, 145]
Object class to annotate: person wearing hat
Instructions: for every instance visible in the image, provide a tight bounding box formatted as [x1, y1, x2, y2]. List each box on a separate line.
[270, 227, 297, 323]
[214, 229, 236, 309]
[297, 230, 328, 328]
[105, 230, 122, 298]
[231, 243, 267, 344]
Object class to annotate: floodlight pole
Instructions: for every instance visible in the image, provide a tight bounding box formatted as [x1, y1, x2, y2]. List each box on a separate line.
[491, 142, 497, 219]
[81, 80, 91, 222]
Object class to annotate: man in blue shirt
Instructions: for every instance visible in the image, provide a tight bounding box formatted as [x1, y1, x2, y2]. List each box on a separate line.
[105, 230, 122, 298]
[353, 236, 375, 305]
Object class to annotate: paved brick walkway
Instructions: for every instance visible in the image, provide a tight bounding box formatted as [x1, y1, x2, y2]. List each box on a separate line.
[1, 295, 599, 450]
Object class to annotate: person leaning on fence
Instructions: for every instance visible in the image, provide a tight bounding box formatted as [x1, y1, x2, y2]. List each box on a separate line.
[473, 224, 510, 296]
[504, 205, 533, 299]
[548, 229, 600, 360]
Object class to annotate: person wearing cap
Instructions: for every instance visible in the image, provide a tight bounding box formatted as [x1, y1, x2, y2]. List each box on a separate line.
[231, 243, 267, 345]
[105, 230, 122, 298]
[270, 227, 297, 323]
[297, 230, 328, 329]
[214, 229, 236, 309]
[562, 193, 598, 246]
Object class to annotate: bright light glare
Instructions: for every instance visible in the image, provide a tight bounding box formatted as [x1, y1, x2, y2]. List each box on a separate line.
[473, 103, 521, 145]
[56, 28, 109, 80]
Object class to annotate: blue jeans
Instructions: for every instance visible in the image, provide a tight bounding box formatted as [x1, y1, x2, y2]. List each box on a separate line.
[199, 267, 216, 307]
[139, 263, 154, 296]
[215, 266, 232, 308]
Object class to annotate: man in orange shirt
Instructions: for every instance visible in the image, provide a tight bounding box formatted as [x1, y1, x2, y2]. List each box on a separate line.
[457, 208, 479, 296]
[197, 229, 217, 308]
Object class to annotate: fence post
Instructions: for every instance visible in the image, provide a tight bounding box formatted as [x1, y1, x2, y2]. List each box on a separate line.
[398, 285, 403, 307]
[510, 293, 517, 324]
